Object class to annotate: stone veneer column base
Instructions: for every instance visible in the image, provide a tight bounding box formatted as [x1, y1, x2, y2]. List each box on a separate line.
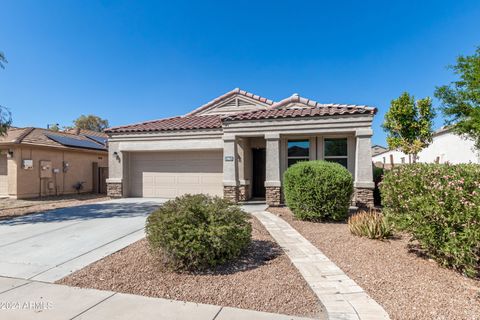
[238, 185, 250, 202]
[266, 186, 282, 206]
[223, 186, 239, 203]
[107, 182, 123, 198]
[354, 187, 374, 208]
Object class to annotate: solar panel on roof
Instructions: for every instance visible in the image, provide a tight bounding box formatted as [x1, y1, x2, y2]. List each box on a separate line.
[82, 134, 107, 146]
[45, 133, 106, 150]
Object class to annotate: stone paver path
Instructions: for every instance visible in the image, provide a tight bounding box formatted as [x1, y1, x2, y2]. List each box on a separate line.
[0, 276, 313, 320]
[253, 211, 390, 320]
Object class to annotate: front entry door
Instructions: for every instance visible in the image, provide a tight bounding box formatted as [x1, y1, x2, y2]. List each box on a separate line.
[252, 148, 266, 198]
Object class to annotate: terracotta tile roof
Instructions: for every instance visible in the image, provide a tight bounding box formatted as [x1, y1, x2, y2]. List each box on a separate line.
[0, 127, 107, 151]
[105, 115, 222, 133]
[185, 88, 274, 116]
[105, 92, 376, 134]
[223, 95, 376, 121]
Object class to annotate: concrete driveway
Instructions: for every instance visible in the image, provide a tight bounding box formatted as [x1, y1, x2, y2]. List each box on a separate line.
[0, 198, 165, 282]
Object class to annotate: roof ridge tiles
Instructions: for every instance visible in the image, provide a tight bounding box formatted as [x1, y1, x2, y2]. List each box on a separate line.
[185, 88, 274, 116]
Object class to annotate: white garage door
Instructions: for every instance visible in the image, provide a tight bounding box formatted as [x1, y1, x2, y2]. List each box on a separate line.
[129, 150, 223, 198]
[0, 154, 7, 197]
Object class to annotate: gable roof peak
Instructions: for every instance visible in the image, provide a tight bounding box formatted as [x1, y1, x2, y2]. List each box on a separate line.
[185, 88, 274, 116]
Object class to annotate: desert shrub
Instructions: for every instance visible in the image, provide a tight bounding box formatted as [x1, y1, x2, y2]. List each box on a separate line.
[348, 209, 391, 239]
[373, 166, 384, 206]
[381, 163, 480, 277]
[145, 194, 252, 271]
[283, 160, 353, 221]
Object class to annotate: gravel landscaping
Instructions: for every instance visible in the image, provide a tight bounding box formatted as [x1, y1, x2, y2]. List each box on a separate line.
[268, 207, 480, 320]
[58, 216, 322, 318]
[0, 194, 109, 220]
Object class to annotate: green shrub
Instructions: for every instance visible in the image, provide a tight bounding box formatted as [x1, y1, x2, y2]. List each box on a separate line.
[373, 166, 384, 206]
[348, 209, 391, 239]
[381, 163, 480, 277]
[283, 160, 353, 221]
[145, 194, 252, 271]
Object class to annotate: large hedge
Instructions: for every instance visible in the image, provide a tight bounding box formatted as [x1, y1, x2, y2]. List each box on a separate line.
[381, 163, 480, 277]
[283, 160, 353, 221]
[146, 194, 252, 271]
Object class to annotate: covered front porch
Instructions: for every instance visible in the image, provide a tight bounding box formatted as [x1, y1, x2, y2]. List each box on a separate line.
[222, 119, 375, 207]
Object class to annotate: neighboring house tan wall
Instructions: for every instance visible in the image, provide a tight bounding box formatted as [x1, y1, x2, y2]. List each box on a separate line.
[7, 146, 108, 199]
[0, 154, 7, 196]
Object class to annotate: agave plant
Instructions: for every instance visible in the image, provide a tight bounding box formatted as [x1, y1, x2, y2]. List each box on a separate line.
[348, 209, 392, 240]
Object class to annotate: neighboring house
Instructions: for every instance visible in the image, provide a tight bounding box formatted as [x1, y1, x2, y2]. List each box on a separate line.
[371, 144, 387, 156]
[0, 127, 108, 199]
[373, 127, 480, 166]
[105, 88, 377, 207]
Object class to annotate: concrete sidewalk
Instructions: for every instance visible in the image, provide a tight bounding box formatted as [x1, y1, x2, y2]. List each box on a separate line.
[0, 276, 312, 320]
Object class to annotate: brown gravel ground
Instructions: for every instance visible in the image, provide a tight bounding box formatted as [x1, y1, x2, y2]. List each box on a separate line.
[57, 216, 322, 318]
[268, 207, 480, 320]
[0, 194, 109, 220]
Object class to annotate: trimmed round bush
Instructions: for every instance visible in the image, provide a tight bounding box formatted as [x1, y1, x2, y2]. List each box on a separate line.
[283, 160, 353, 221]
[146, 194, 252, 271]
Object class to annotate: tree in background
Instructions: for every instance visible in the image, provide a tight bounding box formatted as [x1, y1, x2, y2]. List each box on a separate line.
[382, 92, 436, 163]
[435, 46, 480, 150]
[72, 114, 109, 132]
[0, 51, 7, 69]
[47, 123, 60, 131]
[0, 51, 12, 136]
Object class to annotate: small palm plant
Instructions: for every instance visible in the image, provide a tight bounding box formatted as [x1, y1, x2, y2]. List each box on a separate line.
[348, 209, 392, 240]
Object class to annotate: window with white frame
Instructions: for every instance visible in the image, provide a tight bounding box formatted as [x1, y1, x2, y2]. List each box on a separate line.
[324, 138, 348, 168]
[287, 139, 310, 167]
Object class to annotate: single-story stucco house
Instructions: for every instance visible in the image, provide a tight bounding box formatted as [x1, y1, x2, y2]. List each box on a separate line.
[105, 88, 376, 207]
[0, 127, 108, 199]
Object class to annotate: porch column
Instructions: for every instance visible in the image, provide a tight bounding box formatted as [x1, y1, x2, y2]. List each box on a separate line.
[354, 129, 375, 208]
[223, 134, 239, 202]
[265, 133, 282, 206]
[106, 141, 124, 198]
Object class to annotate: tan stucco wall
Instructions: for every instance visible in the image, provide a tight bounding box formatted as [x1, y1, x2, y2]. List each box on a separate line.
[7, 146, 108, 199]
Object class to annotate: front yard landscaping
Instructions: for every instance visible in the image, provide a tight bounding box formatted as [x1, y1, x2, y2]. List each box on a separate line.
[57, 214, 322, 318]
[268, 206, 480, 320]
[0, 193, 109, 220]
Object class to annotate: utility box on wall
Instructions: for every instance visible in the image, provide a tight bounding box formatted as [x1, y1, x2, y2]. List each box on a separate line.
[40, 160, 53, 178]
[22, 159, 33, 170]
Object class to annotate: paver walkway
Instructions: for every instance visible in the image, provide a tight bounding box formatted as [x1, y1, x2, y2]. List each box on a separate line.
[253, 211, 390, 320]
[0, 276, 312, 320]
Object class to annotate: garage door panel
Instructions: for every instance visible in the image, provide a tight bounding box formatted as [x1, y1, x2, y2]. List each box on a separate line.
[177, 175, 200, 184]
[130, 151, 223, 198]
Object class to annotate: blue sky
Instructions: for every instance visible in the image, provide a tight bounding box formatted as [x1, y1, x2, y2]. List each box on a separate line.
[1, 0, 479, 145]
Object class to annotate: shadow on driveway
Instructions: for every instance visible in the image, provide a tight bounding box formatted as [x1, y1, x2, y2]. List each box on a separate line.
[0, 201, 162, 226]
